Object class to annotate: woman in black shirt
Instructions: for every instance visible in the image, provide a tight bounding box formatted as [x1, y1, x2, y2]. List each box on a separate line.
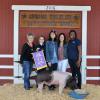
[20, 33, 35, 90]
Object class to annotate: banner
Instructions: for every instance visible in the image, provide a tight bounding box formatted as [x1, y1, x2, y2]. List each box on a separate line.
[33, 51, 47, 70]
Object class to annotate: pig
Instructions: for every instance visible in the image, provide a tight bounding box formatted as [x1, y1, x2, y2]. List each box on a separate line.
[36, 71, 72, 94]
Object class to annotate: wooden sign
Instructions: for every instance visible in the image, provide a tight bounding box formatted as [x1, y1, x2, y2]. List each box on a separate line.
[20, 11, 81, 28]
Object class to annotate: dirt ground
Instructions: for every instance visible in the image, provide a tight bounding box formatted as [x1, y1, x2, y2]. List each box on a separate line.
[0, 84, 100, 100]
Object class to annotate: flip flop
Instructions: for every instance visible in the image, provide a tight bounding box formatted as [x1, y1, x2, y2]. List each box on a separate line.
[68, 91, 89, 99]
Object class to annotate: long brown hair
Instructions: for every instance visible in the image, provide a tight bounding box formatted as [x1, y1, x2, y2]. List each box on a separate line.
[58, 33, 66, 47]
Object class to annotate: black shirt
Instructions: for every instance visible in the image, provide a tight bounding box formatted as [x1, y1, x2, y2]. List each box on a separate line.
[20, 43, 35, 63]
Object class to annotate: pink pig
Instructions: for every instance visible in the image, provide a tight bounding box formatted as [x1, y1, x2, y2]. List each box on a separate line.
[37, 71, 72, 94]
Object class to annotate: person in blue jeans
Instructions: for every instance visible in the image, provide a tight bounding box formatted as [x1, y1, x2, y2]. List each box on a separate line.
[20, 33, 35, 90]
[67, 30, 82, 89]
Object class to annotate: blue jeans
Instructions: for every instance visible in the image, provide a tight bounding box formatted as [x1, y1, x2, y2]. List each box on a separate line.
[22, 61, 33, 89]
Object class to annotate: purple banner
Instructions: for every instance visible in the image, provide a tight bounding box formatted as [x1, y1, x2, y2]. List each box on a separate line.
[33, 51, 47, 70]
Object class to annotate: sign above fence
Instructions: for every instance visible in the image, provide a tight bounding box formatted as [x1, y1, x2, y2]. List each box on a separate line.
[20, 11, 81, 28]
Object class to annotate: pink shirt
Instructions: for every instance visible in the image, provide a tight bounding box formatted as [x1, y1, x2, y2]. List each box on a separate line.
[58, 46, 64, 60]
